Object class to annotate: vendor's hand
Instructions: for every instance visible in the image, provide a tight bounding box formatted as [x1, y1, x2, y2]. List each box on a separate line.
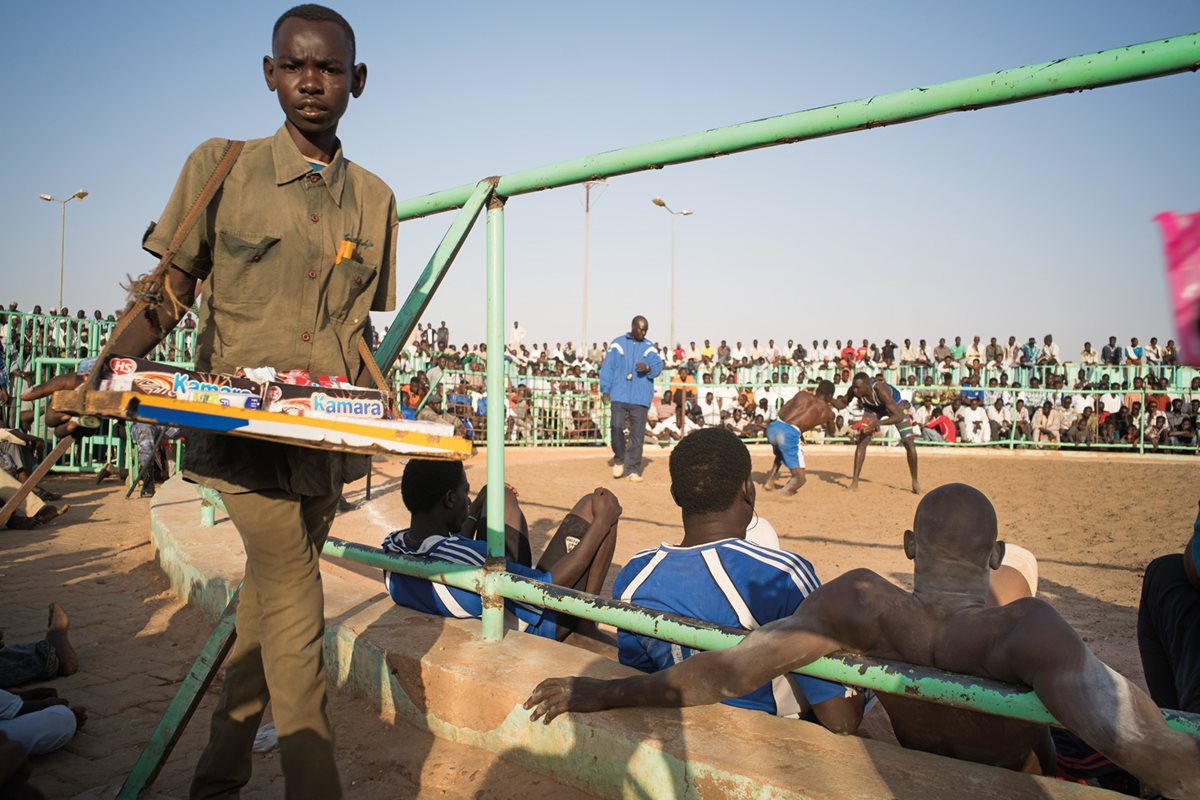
[635, 362, 648, 373]
[524, 676, 611, 724]
[21, 372, 89, 438]
[590, 487, 622, 523]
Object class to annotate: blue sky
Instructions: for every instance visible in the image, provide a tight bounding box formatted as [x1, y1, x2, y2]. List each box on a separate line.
[5, 2, 1198, 353]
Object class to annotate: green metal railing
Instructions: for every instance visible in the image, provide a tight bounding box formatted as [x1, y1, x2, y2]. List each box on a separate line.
[390, 34, 1200, 222]
[321, 536, 1200, 735]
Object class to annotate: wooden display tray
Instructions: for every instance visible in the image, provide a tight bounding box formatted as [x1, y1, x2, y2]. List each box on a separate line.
[52, 390, 472, 461]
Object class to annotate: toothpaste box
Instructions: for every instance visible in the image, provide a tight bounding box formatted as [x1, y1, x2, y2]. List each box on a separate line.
[263, 381, 388, 420]
[99, 356, 264, 409]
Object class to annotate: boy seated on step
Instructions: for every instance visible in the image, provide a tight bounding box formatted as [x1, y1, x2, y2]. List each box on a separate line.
[382, 460, 620, 643]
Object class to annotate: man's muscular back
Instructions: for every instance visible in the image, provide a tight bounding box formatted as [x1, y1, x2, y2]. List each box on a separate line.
[776, 391, 832, 432]
[820, 572, 1053, 771]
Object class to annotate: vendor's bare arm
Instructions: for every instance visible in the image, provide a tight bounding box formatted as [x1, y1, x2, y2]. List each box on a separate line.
[21, 265, 197, 435]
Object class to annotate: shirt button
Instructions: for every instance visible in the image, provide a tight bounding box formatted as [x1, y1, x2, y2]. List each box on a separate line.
[250, 254, 262, 263]
[301, 331, 312, 342]
[353, 276, 363, 285]
[309, 213, 319, 223]
[308, 174, 320, 183]
[307, 270, 317, 279]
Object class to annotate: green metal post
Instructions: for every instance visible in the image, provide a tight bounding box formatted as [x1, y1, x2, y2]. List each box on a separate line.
[117, 588, 240, 798]
[393, 34, 1199, 222]
[373, 179, 495, 375]
[481, 193, 507, 642]
[1139, 388, 1146, 455]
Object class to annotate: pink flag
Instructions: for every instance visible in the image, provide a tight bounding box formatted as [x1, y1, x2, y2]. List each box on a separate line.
[1155, 211, 1200, 367]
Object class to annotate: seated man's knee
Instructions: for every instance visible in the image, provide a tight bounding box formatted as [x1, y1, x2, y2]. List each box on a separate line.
[0, 705, 77, 756]
[811, 695, 864, 736]
[568, 494, 595, 522]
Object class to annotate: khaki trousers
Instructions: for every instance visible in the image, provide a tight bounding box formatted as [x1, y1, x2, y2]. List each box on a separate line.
[0, 469, 44, 519]
[190, 488, 341, 800]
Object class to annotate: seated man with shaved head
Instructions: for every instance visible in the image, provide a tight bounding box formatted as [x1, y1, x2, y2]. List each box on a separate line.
[526, 484, 1200, 798]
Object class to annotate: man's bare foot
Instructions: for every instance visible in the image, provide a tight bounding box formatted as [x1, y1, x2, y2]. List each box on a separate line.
[46, 603, 78, 677]
[911, 482, 922, 495]
[761, 480, 775, 492]
[33, 504, 69, 526]
[70, 705, 88, 730]
[849, 481, 860, 491]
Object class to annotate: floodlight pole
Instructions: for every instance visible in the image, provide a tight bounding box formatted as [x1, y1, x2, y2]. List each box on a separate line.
[651, 198, 693, 354]
[581, 180, 606, 355]
[39, 190, 89, 309]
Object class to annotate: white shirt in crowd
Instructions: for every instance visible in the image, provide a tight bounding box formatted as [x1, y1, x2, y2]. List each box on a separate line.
[987, 404, 1013, 428]
[755, 386, 778, 410]
[652, 416, 700, 438]
[959, 405, 990, 443]
[714, 384, 739, 406]
[697, 397, 722, 426]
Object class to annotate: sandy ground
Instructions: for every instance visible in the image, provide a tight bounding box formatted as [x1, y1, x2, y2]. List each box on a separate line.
[337, 444, 1199, 684]
[2, 444, 1193, 798]
[0, 473, 592, 799]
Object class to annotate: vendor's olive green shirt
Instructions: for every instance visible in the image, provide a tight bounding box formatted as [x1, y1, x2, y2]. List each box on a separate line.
[144, 126, 397, 495]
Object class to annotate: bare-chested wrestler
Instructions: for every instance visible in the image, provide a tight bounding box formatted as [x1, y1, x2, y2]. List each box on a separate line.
[762, 380, 836, 494]
[833, 372, 920, 494]
[525, 484, 1200, 798]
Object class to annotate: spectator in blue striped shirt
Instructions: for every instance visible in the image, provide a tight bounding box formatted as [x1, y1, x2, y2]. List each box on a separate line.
[611, 427, 865, 733]
[383, 460, 621, 644]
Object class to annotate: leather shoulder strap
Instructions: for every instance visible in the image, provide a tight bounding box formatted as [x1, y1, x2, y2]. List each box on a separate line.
[87, 139, 244, 389]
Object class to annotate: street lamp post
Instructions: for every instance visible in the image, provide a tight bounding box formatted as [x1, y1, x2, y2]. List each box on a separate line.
[650, 197, 693, 354]
[581, 179, 607, 356]
[39, 190, 89, 309]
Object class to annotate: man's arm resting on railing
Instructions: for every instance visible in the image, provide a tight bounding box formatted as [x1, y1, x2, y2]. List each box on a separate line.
[524, 583, 848, 724]
[1008, 600, 1200, 798]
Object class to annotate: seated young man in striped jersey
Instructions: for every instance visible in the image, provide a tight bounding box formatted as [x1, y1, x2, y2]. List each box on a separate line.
[382, 459, 621, 642]
[610, 427, 866, 734]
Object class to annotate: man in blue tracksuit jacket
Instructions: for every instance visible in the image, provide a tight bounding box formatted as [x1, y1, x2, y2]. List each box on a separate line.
[599, 315, 664, 481]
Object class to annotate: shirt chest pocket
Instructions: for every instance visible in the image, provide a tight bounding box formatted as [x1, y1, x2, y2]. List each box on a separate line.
[326, 261, 378, 323]
[216, 232, 282, 305]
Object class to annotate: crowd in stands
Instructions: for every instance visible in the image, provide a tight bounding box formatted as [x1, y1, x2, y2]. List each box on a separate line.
[391, 323, 1200, 453]
[2, 305, 1198, 455]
